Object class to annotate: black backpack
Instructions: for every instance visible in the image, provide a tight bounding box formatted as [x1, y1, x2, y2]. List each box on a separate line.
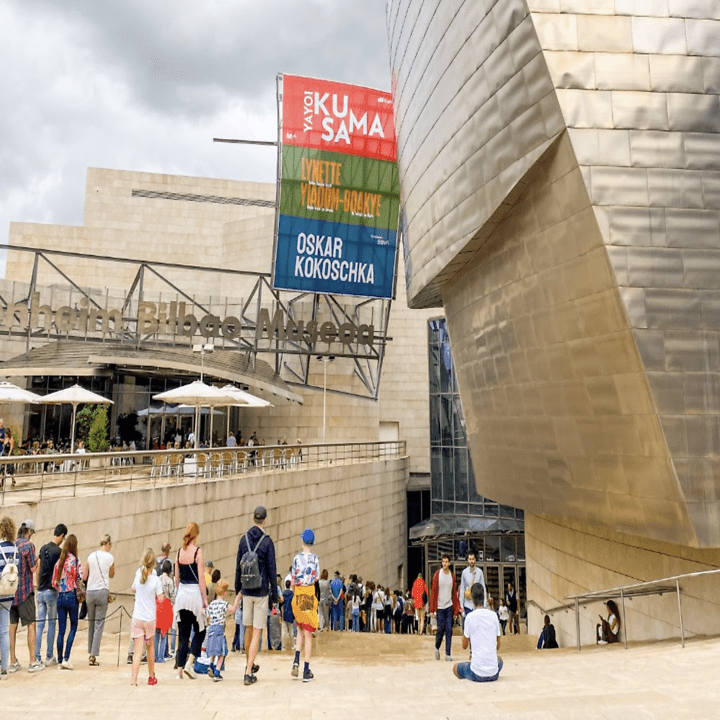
[239, 531, 266, 590]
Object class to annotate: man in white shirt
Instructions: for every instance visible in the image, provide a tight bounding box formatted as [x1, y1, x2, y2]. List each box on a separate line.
[458, 552, 486, 627]
[453, 583, 503, 682]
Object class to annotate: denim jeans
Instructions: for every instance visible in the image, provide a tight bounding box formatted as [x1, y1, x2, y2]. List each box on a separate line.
[435, 607, 454, 657]
[352, 609, 359, 632]
[0, 599, 11, 671]
[56, 591, 79, 662]
[154, 629, 168, 663]
[330, 601, 343, 631]
[35, 588, 58, 661]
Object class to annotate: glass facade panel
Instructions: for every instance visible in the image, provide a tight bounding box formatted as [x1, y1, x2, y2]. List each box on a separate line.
[454, 447, 469, 502]
[427, 318, 525, 520]
[422, 318, 525, 616]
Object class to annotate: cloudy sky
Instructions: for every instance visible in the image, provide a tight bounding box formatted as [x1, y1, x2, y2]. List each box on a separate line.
[0, 0, 391, 265]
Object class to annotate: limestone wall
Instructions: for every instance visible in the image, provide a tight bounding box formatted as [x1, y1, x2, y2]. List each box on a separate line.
[2, 457, 408, 594]
[526, 512, 720, 648]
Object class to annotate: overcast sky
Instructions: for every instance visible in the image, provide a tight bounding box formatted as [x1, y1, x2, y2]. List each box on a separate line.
[0, 0, 391, 269]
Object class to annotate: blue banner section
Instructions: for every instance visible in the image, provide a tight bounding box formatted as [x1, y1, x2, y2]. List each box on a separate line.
[273, 214, 397, 299]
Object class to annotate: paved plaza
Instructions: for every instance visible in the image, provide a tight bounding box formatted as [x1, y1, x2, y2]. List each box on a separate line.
[3, 613, 717, 719]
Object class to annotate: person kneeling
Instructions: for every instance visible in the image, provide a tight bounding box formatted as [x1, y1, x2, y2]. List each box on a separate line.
[453, 583, 503, 683]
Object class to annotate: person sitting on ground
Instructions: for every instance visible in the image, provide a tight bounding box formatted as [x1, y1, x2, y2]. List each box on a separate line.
[453, 583, 503, 683]
[596, 600, 621, 645]
[537, 614, 559, 649]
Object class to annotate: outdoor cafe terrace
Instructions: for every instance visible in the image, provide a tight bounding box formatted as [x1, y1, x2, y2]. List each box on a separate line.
[0, 440, 405, 506]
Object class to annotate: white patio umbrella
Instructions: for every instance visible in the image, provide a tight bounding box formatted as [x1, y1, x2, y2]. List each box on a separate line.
[0, 381, 43, 404]
[40, 384, 113, 453]
[152, 381, 238, 448]
[219, 385, 273, 439]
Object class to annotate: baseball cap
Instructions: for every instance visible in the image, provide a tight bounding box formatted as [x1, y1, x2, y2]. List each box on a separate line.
[301, 528, 315, 546]
[253, 506, 267, 521]
[22, 519, 35, 531]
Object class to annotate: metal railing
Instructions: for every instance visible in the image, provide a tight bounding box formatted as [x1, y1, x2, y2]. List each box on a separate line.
[563, 569, 720, 651]
[0, 440, 406, 505]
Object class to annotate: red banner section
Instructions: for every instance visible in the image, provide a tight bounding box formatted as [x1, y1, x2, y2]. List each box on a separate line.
[282, 74, 397, 162]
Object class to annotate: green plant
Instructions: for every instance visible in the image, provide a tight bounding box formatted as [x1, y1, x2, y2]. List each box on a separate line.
[76, 405, 98, 441]
[88, 406, 110, 452]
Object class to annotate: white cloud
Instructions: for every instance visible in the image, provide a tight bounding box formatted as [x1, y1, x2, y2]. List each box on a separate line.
[0, 0, 391, 274]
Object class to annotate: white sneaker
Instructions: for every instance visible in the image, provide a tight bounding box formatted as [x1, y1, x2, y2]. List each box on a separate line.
[61, 660, 74, 670]
[434, 648, 440, 660]
[45, 657, 58, 666]
[8, 660, 21, 673]
[28, 661, 45, 673]
[445, 655, 452, 662]
[0, 670, 8, 681]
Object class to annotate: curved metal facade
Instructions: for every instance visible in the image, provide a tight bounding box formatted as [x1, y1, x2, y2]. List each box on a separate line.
[388, 1, 720, 546]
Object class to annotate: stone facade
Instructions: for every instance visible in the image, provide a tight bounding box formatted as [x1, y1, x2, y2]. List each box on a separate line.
[2, 457, 409, 595]
[2, 167, 433, 474]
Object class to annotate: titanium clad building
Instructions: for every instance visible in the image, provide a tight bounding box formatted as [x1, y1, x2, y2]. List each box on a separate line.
[387, 1, 720, 643]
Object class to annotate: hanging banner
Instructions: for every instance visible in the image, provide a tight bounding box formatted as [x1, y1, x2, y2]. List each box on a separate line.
[272, 74, 399, 299]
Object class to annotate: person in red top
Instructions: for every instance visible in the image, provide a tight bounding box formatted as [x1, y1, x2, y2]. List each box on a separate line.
[429, 554, 461, 661]
[411, 573, 428, 635]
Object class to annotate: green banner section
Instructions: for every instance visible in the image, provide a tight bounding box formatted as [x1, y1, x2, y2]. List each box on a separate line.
[280, 145, 399, 230]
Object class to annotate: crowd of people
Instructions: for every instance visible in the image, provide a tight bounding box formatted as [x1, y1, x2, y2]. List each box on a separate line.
[0, 510, 541, 686]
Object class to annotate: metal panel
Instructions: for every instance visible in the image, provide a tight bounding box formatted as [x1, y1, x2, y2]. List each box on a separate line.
[389, 0, 720, 545]
[649, 54, 705, 92]
[686, 19, 720, 56]
[647, 169, 704, 209]
[702, 172, 720, 209]
[684, 133, 720, 170]
[595, 53, 651, 91]
[666, 210, 720, 249]
[667, 93, 720, 133]
[703, 57, 720, 93]
[532, 12, 579, 51]
[616, 0, 669, 14]
[612, 91, 669, 130]
[557, 89, 613, 128]
[577, 15, 633, 52]
[629, 130, 686, 168]
[632, 17, 688, 54]
[591, 167, 650, 206]
[544, 51, 596, 89]
[668, 0, 720, 20]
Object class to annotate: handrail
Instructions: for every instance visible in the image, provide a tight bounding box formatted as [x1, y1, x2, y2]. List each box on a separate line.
[563, 568, 720, 651]
[525, 597, 590, 616]
[0, 439, 407, 505]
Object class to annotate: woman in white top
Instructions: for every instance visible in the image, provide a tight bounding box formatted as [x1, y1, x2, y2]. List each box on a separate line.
[130, 548, 163, 686]
[82, 534, 115, 666]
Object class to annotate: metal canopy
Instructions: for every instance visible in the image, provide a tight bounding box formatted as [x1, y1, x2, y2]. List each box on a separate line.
[409, 514, 524, 541]
[0, 245, 393, 400]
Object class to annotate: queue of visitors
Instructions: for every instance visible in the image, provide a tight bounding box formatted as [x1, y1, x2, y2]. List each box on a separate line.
[0, 512, 529, 686]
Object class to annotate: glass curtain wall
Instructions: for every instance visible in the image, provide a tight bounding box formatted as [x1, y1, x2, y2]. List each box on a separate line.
[425, 318, 525, 611]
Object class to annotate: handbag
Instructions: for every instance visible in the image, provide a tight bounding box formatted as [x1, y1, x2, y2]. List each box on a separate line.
[76, 576, 87, 604]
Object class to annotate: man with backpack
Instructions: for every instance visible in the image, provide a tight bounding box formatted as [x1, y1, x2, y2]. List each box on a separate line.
[235, 506, 277, 687]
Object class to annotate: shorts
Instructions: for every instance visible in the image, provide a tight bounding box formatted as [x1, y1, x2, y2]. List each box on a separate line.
[10, 593, 36, 626]
[131, 618, 156, 641]
[455, 657, 503, 682]
[242, 594, 269, 629]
